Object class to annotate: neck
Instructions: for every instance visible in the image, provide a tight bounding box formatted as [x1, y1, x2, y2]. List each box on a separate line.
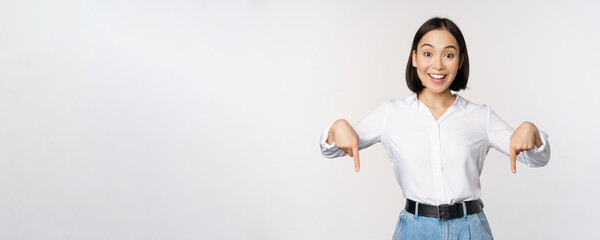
[417, 89, 456, 108]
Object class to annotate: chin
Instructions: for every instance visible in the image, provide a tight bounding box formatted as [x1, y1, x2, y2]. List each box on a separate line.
[428, 89, 448, 94]
[422, 85, 451, 94]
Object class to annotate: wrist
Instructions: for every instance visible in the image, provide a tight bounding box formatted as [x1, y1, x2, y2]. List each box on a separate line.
[327, 128, 335, 145]
[534, 130, 542, 148]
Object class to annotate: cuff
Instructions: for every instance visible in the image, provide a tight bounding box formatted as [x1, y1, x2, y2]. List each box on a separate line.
[530, 126, 549, 153]
[320, 122, 337, 150]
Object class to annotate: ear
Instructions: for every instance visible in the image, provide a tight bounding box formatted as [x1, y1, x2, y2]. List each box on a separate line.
[459, 54, 464, 69]
[412, 50, 417, 67]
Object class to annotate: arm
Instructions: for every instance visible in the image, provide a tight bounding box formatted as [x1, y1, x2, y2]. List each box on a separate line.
[319, 101, 390, 171]
[487, 106, 551, 173]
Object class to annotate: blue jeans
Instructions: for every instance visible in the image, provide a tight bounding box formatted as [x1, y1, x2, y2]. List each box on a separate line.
[392, 209, 494, 240]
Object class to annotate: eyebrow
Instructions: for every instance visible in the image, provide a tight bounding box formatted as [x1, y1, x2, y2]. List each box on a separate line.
[421, 43, 458, 51]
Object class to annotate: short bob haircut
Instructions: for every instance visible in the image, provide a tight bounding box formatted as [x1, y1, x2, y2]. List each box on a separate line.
[406, 17, 470, 93]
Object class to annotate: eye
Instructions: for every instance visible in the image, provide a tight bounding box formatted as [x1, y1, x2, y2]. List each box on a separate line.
[445, 53, 454, 58]
[424, 52, 432, 57]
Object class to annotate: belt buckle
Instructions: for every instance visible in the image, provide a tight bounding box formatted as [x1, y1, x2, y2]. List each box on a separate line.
[437, 204, 450, 221]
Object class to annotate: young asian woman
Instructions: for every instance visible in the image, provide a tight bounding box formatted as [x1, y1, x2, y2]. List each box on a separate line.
[319, 17, 550, 240]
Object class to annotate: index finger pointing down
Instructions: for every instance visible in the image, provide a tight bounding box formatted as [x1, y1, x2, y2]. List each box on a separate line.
[353, 147, 360, 172]
[510, 146, 517, 174]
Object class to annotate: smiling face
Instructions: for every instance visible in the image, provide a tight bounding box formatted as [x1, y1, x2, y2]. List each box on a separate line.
[412, 28, 464, 94]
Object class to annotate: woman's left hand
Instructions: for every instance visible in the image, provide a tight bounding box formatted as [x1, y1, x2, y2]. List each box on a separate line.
[509, 121, 543, 173]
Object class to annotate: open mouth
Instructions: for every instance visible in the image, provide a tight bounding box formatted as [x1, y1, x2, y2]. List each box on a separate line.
[428, 73, 447, 82]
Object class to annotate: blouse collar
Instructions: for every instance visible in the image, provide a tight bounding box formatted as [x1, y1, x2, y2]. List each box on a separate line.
[403, 92, 467, 110]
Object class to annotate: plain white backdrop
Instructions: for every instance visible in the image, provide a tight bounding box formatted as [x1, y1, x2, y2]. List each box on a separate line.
[1, 0, 599, 239]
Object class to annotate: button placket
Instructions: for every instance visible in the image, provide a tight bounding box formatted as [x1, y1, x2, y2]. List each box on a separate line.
[431, 120, 445, 203]
[416, 97, 449, 203]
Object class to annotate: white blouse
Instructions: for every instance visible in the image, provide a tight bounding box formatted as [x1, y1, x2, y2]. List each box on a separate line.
[320, 93, 551, 205]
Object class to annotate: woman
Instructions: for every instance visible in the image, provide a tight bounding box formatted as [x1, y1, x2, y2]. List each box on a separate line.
[319, 17, 550, 240]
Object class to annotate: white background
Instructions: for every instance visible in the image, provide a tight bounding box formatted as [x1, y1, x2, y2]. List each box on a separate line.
[1, 0, 599, 239]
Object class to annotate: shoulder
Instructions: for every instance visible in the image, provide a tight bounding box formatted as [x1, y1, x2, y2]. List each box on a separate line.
[388, 92, 417, 107]
[456, 94, 489, 112]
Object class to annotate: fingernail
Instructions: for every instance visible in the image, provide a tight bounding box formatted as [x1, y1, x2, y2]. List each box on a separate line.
[512, 169, 516, 173]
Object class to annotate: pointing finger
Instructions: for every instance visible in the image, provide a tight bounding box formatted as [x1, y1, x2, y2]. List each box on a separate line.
[353, 147, 360, 172]
[510, 145, 517, 174]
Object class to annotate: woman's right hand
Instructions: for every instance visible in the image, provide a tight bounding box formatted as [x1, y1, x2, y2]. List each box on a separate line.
[327, 119, 361, 172]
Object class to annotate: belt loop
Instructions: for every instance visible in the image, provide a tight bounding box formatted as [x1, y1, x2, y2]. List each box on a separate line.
[415, 202, 419, 217]
[461, 202, 467, 217]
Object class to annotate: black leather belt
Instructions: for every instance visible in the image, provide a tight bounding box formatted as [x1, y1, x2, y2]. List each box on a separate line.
[405, 199, 484, 221]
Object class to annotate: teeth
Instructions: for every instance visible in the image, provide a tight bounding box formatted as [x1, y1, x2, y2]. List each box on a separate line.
[428, 74, 446, 79]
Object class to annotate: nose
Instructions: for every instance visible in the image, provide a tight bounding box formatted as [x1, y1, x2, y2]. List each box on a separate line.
[433, 56, 445, 70]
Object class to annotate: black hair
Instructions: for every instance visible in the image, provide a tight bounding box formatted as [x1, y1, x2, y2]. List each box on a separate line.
[405, 17, 469, 93]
